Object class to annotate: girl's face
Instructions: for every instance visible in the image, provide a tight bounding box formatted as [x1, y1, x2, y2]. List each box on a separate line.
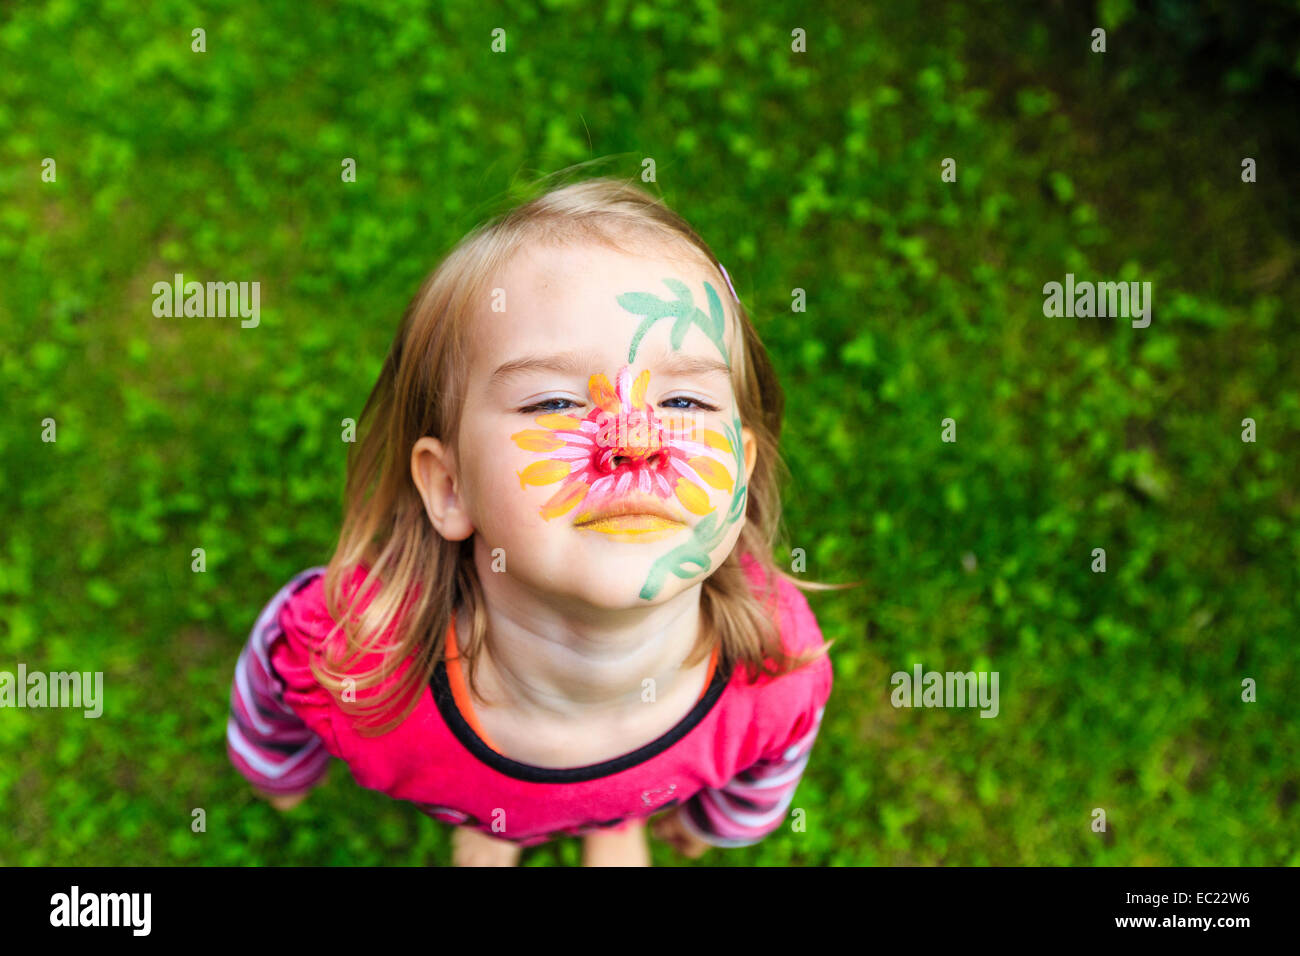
[440, 241, 757, 611]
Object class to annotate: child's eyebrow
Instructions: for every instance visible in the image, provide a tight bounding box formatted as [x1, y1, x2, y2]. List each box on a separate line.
[489, 352, 731, 385]
[652, 354, 732, 380]
[489, 352, 605, 385]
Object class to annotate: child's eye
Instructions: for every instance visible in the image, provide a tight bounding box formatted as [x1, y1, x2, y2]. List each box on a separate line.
[519, 398, 582, 414]
[659, 396, 721, 412]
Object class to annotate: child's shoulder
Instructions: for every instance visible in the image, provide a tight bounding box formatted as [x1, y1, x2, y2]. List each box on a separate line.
[271, 564, 405, 687]
[731, 552, 833, 751]
[265, 564, 417, 740]
[275, 564, 386, 643]
[737, 551, 828, 659]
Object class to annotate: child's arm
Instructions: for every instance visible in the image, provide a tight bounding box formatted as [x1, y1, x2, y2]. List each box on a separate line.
[659, 558, 836, 853]
[650, 805, 712, 858]
[226, 569, 333, 803]
[670, 697, 829, 851]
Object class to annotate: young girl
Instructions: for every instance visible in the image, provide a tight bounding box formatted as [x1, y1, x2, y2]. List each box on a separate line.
[226, 176, 836, 866]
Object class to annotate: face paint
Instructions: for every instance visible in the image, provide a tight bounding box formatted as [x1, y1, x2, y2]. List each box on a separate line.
[637, 411, 748, 600]
[510, 365, 736, 543]
[618, 279, 730, 365]
[609, 276, 749, 599]
[507, 274, 749, 600]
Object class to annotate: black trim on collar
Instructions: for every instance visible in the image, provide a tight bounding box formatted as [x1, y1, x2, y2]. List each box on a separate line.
[429, 653, 733, 783]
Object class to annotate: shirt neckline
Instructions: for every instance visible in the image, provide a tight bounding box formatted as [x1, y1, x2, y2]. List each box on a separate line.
[430, 615, 731, 784]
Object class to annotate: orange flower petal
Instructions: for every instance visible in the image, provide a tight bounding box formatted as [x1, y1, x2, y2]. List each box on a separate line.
[699, 428, 731, 452]
[687, 456, 733, 492]
[541, 481, 589, 519]
[629, 369, 651, 408]
[535, 413, 584, 431]
[511, 429, 565, 452]
[674, 478, 713, 515]
[518, 460, 571, 488]
[588, 374, 620, 415]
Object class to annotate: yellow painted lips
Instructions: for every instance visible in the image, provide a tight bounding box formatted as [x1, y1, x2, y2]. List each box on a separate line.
[573, 513, 686, 542]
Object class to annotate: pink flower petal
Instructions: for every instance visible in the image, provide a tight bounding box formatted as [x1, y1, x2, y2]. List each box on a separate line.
[550, 446, 596, 461]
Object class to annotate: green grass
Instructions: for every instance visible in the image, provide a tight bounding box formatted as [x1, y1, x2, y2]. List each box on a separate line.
[1, 0, 1297, 865]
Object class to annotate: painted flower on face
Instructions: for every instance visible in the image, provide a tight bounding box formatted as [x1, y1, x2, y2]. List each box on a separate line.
[510, 365, 735, 521]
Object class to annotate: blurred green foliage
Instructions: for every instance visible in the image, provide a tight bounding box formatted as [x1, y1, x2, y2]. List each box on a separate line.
[1, 0, 1296, 865]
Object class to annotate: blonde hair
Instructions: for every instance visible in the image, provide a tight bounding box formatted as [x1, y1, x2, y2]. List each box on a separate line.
[317, 173, 845, 735]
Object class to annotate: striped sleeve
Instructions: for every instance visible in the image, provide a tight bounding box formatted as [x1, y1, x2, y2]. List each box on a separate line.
[677, 690, 829, 848]
[678, 566, 834, 849]
[226, 567, 333, 795]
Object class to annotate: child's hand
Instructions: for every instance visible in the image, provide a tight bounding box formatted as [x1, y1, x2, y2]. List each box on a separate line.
[650, 807, 712, 859]
[254, 787, 312, 811]
[253, 764, 327, 811]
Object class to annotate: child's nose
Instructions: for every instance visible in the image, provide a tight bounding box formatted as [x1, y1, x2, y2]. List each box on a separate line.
[612, 449, 666, 470]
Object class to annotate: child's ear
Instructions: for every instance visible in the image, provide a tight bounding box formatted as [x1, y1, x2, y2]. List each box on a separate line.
[411, 437, 475, 541]
[740, 426, 758, 484]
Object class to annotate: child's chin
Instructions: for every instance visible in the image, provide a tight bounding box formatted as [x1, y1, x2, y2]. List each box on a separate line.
[550, 556, 693, 610]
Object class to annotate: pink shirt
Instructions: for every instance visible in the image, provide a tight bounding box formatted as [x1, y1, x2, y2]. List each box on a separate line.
[227, 554, 832, 848]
